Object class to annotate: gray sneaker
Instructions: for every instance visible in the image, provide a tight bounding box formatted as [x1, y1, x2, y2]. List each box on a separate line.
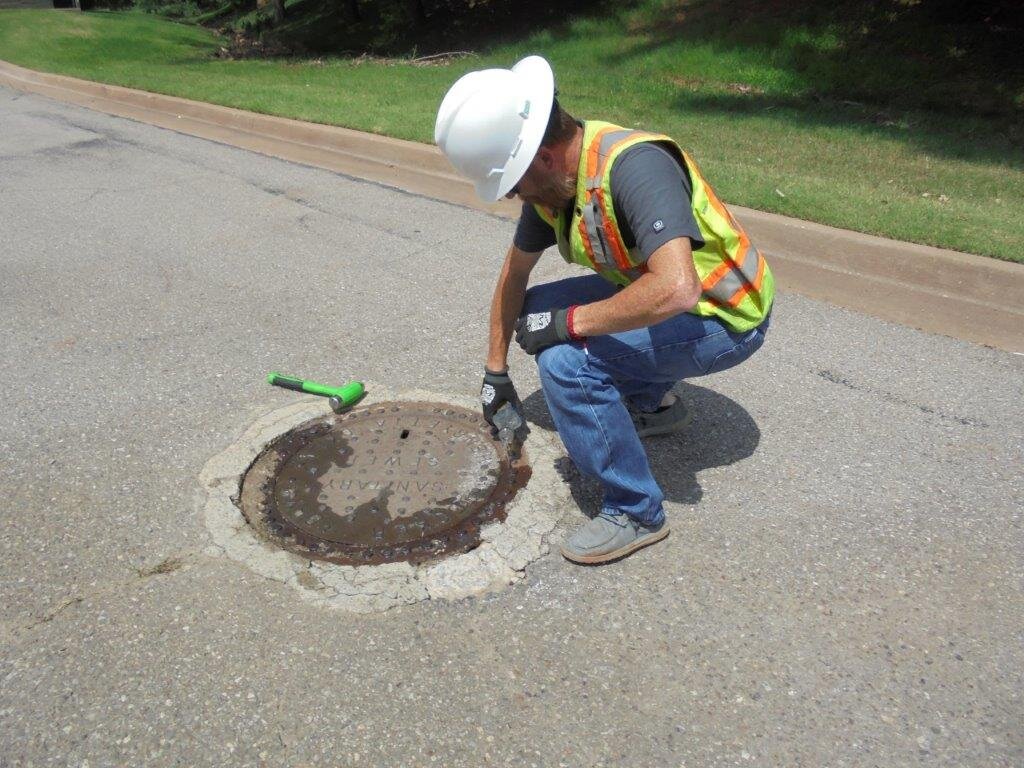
[560, 512, 669, 565]
[630, 396, 691, 438]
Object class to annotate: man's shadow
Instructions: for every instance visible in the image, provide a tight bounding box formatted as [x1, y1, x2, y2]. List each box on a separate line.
[519, 382, 760, 517]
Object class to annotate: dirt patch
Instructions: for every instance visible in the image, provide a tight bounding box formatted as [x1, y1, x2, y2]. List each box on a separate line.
[137, 556, 185, 577]
[667, 76, 764, 95]
[214, 33, 293, 59]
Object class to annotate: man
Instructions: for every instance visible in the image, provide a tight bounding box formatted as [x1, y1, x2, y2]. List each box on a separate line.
[435, 56, 774, 565]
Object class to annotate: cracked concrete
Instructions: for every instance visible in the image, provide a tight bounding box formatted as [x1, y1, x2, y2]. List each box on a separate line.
[200, 388, 571, 612]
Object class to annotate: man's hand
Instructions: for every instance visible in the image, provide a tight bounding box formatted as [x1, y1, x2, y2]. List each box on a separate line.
[481, 368, 522, 428]
[514, 309, 572, 355]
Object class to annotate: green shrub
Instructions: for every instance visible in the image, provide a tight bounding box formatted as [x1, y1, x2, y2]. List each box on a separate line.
[132, 0, 222, 19]
[80, 0, 134, 10]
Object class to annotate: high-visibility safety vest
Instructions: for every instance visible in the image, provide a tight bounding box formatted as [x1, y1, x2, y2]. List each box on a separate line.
[534, 120, 774, 333]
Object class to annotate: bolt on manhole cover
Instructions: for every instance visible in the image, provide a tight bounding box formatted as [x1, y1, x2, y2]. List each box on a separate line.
[239, 401, 530, 566]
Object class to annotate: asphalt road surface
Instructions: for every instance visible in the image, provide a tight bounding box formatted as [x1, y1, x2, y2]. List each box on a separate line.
[1, 87, 1021, 768]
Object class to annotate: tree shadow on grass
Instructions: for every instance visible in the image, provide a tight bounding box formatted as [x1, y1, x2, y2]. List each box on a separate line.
[661, 89, 1023, 170]
[613, 0, 1023, 119]
[210, 0, 1023, 173]
[262, 0, 640, 57]
[519, 381, 761, 518]
[601, 0, 1023, 163]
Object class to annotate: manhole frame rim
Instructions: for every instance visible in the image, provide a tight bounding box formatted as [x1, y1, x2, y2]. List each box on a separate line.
[200, 387, 571, 613]
[237, 400, 530, 567]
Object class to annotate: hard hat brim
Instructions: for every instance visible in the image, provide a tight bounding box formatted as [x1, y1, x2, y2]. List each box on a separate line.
[474, 55, 555, 203]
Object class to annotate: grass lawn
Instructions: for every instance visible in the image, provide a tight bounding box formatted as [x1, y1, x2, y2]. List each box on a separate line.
[0, 5, 1021, 262]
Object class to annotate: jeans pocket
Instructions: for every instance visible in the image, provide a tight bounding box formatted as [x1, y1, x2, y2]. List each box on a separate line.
[703, 328, 766, 376]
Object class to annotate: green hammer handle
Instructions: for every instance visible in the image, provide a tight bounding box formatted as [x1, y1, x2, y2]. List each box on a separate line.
[267, 372, 365, 406]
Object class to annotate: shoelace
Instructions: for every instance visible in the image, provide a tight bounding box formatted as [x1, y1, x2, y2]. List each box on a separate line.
[596, 510, 629, 528]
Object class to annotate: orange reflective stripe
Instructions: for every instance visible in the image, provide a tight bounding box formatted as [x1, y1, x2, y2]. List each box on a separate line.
[696, 167, 756, 301]
[586, 126, 617, 179]
[595, 135, 644, 271]
[701, 246, 746, 290]
[732, 247, 765, 292]
[723, 284, 750, 308]
[703, 250, 753, 303]
[701, 260, 733, 291]
[706, 277, 750, 309]
[597, 202, 632, 270]
[577, 217, 599, 270]
[684, 151, 742, 230]
[579, 126, 620, 271]
[713, 250, 768, 308]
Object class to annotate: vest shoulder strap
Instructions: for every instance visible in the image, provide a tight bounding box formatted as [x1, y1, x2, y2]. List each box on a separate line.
[582, 125, 679, 272]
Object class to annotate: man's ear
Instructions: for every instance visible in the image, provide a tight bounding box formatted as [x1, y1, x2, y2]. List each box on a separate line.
[534, 146, 556, 171]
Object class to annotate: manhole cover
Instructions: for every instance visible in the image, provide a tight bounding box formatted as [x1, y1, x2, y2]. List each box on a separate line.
[239, 401, 530, 566]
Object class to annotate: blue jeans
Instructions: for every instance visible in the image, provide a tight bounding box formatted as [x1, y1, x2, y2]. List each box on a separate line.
[523, 274, 770, 527]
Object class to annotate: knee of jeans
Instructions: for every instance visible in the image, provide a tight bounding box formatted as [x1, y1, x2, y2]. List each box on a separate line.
[521, 285, 544, 316]
[536, 343, 586, 383]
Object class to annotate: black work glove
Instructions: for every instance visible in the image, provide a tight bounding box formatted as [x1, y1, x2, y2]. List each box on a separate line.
[481, 368, 521, 428]
[514, 308, 571, 356]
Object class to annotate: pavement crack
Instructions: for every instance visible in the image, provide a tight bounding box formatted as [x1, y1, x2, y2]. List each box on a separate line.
[135, 555, 186, 578]
[815, 368, 989, 428]
[27, 596, 85, 629]
[81, 187, 113, 205]
[258, 184, 326, 215]
[7, 549, 215, 641]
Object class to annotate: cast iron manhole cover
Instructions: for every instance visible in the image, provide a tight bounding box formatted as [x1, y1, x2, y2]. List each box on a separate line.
[239, 402, 530, 566]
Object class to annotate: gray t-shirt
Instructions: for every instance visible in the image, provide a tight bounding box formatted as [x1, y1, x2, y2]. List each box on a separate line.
[513, 142, 705, 258]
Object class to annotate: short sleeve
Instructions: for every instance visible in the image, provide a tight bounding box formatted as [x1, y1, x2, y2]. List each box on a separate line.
[609, 143, 705, 261]
[513, 202, 557, 253]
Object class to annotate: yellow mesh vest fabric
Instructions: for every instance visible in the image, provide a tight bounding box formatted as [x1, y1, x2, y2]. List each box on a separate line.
[532, 121, 773, 332]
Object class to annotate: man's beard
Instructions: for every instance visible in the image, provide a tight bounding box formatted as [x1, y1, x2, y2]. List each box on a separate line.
[526, 171, 576, 209]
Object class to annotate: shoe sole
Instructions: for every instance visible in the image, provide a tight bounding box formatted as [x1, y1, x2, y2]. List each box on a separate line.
[560, 525, 670, 565]
[635, 410, 693, 439]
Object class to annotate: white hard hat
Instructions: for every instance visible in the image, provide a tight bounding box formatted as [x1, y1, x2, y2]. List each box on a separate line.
[434, 55, 555, 203]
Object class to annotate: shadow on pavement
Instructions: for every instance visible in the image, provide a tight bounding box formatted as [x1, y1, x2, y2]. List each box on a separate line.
[520, 381, 760, 517]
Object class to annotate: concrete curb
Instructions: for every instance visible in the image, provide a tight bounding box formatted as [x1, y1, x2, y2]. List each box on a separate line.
[3, 59, 1021, 352]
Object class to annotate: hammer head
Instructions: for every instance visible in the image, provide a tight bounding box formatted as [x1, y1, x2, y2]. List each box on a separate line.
[492, 403, 528, 458]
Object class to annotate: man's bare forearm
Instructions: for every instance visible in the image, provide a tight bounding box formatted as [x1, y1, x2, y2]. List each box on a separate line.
[486, 246, 537, 371]
[572, 238, 702, 337]
[571, 275, 693, 336]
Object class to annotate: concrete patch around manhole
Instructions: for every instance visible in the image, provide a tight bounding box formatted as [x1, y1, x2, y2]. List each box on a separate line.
[240, 400, 531, 566]
[199, 387, 574, 613]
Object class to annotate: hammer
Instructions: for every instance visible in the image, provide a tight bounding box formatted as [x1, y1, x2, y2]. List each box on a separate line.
[267, 372, 365, 413]
[491, 402, 529, 459]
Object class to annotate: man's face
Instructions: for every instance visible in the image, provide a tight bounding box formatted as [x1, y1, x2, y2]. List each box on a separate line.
[506, 155, 575, 209]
